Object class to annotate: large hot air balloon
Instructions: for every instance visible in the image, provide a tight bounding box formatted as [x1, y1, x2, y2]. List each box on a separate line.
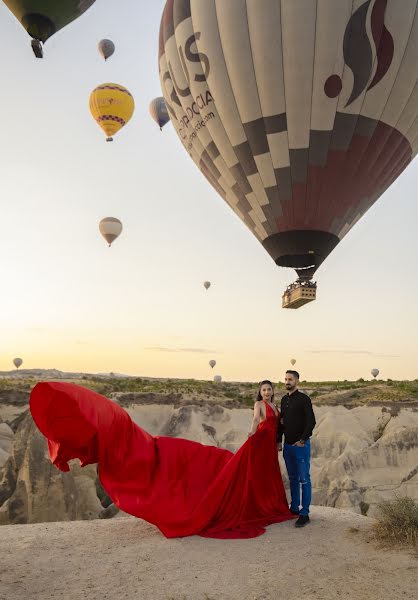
[203, 281, 211, 290]
[2, 0, 96, 58]
[209, 360, 216, 369]
[159, 0, 418, 308]
[13, 357, 23, 369]
[149, 97, 171, 130]
[90, 84, 135, 142]
[98, 39, 115, 61]
[371, 368, 380, 379]
[99, 217, 123, 247]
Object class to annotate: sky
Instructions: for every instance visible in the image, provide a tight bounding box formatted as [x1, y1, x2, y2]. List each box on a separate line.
[0, 0, 417, 382]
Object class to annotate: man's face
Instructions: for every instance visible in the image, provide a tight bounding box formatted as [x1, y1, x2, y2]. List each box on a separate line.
[285, 373, 298, 391]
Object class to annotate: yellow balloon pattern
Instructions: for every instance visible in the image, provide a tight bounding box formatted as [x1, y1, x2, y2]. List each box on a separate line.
[89, 83, 135, 141]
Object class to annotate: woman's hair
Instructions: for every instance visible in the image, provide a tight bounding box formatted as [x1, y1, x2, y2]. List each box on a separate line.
[256, 380, 274, 402]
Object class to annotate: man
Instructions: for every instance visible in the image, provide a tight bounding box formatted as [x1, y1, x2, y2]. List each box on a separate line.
[277, 370, 316, 528]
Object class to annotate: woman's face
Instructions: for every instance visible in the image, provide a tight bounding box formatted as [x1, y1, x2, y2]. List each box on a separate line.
[260, 384, 273, 400]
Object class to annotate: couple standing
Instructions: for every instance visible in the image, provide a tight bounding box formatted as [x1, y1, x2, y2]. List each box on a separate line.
[30, 370, 316, 538]
[248, 370, 316, 528]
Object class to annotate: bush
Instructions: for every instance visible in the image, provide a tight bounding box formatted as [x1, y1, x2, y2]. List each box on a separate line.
[373, 495, 418, 547]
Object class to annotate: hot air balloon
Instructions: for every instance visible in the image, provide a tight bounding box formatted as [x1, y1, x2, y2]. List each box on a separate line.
[159, 1, 418, 309]
[98, 39, 115, 61]
[2, 0, 96, 58]
[371, 368, 380, 379]
[214, 375, 222, 383]
[90, 83, 135, 142]
[149, 97, 171, 130]
[203, 281, 211, 290]
[13, 357, 23, 369]
[209, 360, 216, 369]
[99, 217, 123, 247]
[290, 359, 296, 366]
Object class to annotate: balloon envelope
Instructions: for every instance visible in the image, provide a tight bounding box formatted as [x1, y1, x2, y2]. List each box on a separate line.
[371, 368, 380, 378]
[203, 281, 211, 290]
[159, 0, 418, 281]
[149, 97, 170, 130]
[209, 360, 216, 369]
[98, 39, 115, 61]
[99, 217, 123, 246]
[13, 357, 23, 369]
[290, 359, 296, 366]
[2, 0, 96, 43]
[90, 83, 135, 141]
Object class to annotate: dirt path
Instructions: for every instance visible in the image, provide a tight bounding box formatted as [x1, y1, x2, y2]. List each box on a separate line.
[1, 506, 416, 600]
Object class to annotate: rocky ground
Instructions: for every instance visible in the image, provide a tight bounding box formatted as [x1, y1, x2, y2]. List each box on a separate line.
[0, 506, 416, 600]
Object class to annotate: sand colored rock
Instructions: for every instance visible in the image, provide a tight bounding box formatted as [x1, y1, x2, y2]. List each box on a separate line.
[0, 412, 102, 525]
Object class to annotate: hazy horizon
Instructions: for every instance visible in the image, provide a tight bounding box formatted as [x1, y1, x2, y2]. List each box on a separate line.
[1, 0, 418, 382]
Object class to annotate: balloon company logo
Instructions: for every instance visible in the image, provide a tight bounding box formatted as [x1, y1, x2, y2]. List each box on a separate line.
[324, 0, 394, 106]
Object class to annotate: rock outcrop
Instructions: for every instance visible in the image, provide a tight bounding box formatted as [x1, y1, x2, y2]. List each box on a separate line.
[0, 401, 417, 525]
[0, 411, 102, 525]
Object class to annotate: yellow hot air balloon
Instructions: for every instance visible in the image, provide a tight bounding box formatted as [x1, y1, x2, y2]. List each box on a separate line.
[89, 83, 135, 142]
[290, 359, 296, 366]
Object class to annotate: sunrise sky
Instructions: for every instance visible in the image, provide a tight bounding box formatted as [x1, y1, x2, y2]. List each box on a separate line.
[0, 0, 417, 382]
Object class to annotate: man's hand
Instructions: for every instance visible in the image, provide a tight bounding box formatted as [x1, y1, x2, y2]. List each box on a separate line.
[293, 440, 305, 447]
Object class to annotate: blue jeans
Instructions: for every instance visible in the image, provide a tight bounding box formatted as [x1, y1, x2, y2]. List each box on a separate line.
[283, 440, 311, 516]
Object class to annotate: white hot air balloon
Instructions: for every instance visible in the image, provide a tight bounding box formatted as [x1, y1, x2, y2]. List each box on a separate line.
[371, 368, 380, 379]
[13, 357, 23, 369]
[98, 39, 115, 61]
[290, 359, 296, 366]
[209, 360, 216, 369]
[203, 281, 211, 290]
[214, 375, 222, 383]
[99, 217, 123, 247]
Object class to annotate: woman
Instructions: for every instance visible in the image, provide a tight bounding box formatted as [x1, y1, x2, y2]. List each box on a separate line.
[30, 380, 295, 539]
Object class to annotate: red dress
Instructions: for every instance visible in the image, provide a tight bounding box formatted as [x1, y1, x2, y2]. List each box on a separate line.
[30, 382, 295, 538]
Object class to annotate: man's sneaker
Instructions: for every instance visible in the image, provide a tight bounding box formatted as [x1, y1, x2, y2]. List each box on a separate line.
[290, 509, 300, 515]
[295, 515, 310, 527]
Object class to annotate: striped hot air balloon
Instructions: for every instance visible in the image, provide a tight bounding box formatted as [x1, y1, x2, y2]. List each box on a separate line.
[90, 83, 135, 142]
[159, 0, 418, 301]
[149, 97, 171, 130]
[99, 217, 123, 247]
[2, 0, 96, 57]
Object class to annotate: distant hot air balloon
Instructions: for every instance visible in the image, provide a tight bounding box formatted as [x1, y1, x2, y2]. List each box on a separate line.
[90, 83, 135, 142]
[203, 281, 211, 290]
[371, 368, 380, 379]
[214, 375, 222, 383]
[2, 0, 96, 58]
[209, 360, 216, 369]
[159, 1, 418, 308]
[149, 97, 170, 130]
[13, 357, 23, 369]
[290, 359, 296, 366]
[99, 217, 123, 247]
[98, 39, 115, 61]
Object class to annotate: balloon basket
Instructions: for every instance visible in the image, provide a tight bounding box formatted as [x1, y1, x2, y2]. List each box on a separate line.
[31, 39, 43, 59]
[282, 281, 317, 309]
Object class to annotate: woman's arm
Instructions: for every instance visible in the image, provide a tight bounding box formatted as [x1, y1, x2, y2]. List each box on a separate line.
[248, 401, 262, 437]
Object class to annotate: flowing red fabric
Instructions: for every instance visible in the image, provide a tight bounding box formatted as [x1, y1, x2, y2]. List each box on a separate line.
[30, 382, 295, 538]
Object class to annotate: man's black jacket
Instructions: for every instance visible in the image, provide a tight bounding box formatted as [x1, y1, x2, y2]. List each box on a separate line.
[276, 389, 316, 445]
